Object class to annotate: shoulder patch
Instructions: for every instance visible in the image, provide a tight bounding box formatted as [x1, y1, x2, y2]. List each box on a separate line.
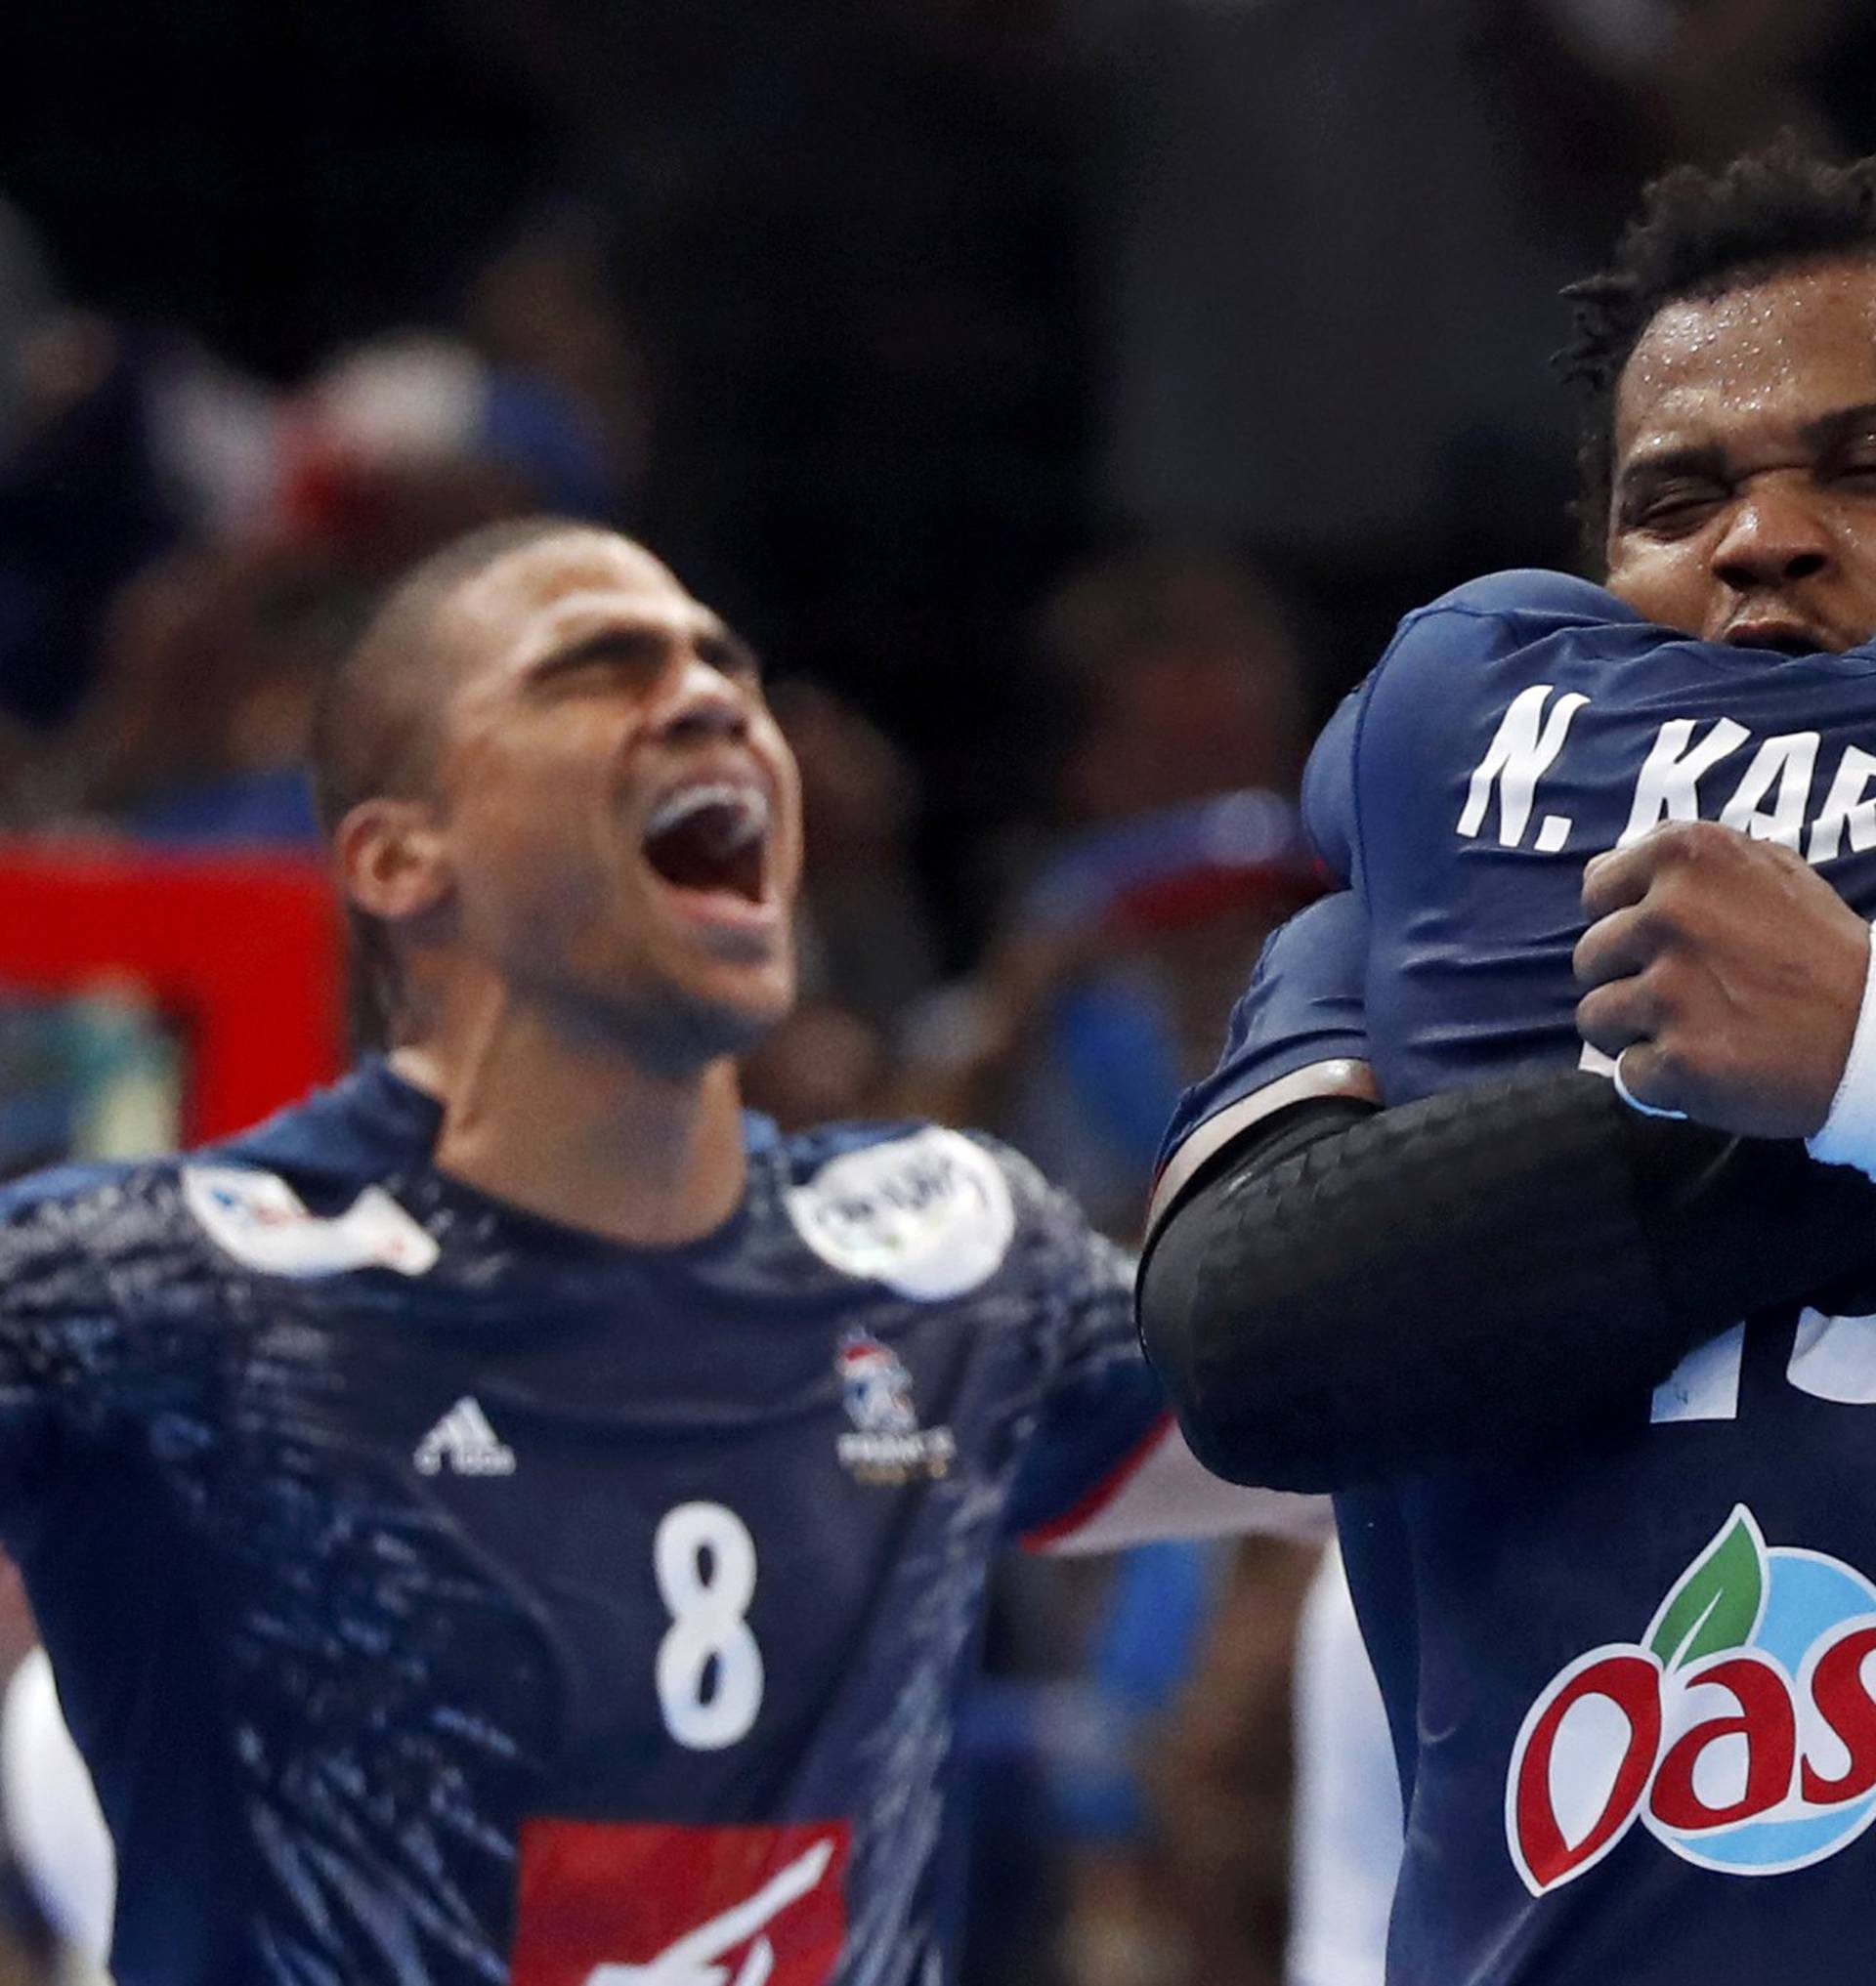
[785, 1128, 1017, 1300]
[182, 1165, 439, 1279]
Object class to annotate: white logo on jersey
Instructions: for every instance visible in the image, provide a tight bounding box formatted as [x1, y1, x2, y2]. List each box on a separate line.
[183, 1165, 439, 1279]
[413, 1397, 516, 1477]
[584, 1836, 834, 1986]
[833, 1331, 955, 1484]
[784, 1128, 1015, 1301]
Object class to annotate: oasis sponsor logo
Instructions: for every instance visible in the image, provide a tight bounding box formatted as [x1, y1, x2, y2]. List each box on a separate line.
[1508, 1506, 1876, 1895]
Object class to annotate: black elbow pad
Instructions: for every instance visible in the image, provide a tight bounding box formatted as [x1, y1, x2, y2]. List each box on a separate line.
[1140, 1079, 1683, 1488]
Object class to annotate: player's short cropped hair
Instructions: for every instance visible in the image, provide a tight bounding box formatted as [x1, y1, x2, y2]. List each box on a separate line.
[1558, 142, 1876, 561]
[309, 513, 599, 1046]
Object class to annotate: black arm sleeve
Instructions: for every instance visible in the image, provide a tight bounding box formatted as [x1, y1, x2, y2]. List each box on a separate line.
[1136, 1070, 1876, 1492]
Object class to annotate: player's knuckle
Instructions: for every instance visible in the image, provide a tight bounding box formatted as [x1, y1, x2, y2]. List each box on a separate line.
[1644, 953, 1696, 1018]
[1573, 988, 1609, 1043]
[1651, 819, 1709, 865]
[1650, 1035, 1695, 1093]
[1578, 986, 1636, 1050]
[1680, 818, 1733, 860]
[1629, 899, 1679, 951]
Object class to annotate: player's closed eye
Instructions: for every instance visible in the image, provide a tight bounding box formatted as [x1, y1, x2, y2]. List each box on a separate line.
[532, 629, 673, 694]
[1628, 484, 1728, 534]
[696, 633, 764, 685]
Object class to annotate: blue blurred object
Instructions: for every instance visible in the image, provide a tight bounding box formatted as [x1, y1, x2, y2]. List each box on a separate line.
[480, 369, 620, 521]
[1054, 978, 1185, 1175]
[1050, 1541, 1219, 1843]
[1023, 789, 1319, 939]
[132, 767, 321, 848]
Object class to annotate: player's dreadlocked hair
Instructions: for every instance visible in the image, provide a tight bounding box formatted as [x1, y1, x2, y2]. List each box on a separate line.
[310, 514, 599, 1050]
[1559, 142, 1876, 564]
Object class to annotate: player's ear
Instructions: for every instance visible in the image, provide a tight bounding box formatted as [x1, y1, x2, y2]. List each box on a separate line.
[332, 798, 452, 930]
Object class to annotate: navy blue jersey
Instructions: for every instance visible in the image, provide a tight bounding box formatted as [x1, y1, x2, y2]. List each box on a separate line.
[0, 1060, 1166, 1985]
[1163, 571, 1876, 1984]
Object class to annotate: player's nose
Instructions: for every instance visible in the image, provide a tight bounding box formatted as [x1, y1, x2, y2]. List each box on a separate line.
[650, 652, 752, 745]
[1711, 481, 1835, 594]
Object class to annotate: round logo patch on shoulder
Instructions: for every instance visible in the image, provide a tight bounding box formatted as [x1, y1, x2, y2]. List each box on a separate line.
[785, 1128, 1017, 1300]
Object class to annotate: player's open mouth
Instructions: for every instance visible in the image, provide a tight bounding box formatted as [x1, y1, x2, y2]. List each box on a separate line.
[641, 780, 773, 915]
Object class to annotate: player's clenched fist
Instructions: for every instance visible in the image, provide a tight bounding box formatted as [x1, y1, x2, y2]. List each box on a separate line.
[1574, 821, 1869, 1138]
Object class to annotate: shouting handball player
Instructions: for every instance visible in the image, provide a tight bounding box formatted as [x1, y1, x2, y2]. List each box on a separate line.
[0, 519, 1314, 1983]
[1144, 145, 1876, 1982]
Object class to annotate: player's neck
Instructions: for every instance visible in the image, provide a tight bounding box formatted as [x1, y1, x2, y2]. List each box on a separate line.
[389, 1002, 747, 1250]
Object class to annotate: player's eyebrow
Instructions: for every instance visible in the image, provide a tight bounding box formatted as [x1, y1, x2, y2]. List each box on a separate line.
[1799, 400, 1876, 452]
[1618, 403, 1876, 508]
[526, 620, 762, 683]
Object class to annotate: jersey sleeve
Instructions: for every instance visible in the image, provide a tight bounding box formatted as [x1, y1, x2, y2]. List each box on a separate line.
[1300, 686, 1366, 884]
[995, 1162, 1167, 1544]
[0, 1166, 205, 1553]
[1153, 890, 1372, 1191]
[993, 1152, 1327, 1549]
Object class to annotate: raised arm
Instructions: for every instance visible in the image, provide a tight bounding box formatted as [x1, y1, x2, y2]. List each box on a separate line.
[1136, 886, 1876, 1493]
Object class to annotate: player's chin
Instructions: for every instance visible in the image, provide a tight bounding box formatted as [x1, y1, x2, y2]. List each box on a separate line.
[663, 944, 796, 1051]
[636, 871, 797, 1033]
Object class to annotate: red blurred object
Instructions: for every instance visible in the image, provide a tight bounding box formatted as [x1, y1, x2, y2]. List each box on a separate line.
[0, 843, 345, 1143]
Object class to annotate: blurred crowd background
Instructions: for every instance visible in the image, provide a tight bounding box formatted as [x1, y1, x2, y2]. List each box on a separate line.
[2, 0, 1874, 1980]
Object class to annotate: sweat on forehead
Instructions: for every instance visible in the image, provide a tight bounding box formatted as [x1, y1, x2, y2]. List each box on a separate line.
[1615, 257, 1876, 461]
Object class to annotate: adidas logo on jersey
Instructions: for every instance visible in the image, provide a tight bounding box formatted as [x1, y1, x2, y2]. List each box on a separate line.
[413, 1397, 516, 1477]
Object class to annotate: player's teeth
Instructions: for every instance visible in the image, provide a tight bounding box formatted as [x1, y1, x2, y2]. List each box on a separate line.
[646, 783, 769, 841]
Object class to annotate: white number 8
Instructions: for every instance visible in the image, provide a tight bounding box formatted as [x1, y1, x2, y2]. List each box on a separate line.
[654, 1501, 764, 1750]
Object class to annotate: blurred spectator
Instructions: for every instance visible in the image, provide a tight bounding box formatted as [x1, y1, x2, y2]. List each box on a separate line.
[1146, 1539, 1322, 1986]
[774, 681, 944, 1032]
[1041, 554, 1308, 814]
[0, 256, 177, 733]
[0, 199, 60, 468]
[1052, 1540, 1224, 1986]
[900, 552, 1319, 1237]
[739, 1001, 893, 1133]
[465, 214, 656, 511]
[1089, 0, 1876, 678]
[0, 0, 551, 379]
[1036, 1533, 1326, 1986]
[60, 544, 363, 845]
[740, 682, 945, 1132]
[25, 311, 649, 848]
[277, 331, 623, 577]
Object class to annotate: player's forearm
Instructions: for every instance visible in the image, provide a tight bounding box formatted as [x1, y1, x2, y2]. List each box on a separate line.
[1136, 1070, 1876, 1492]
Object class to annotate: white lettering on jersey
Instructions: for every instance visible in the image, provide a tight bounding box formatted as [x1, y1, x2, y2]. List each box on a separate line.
[1456, 696, 1876, 873]
[1456, 685, 1588, 851]
[785, 1129, 1016, 1300]
[583, 1836, 834, 1986]
[183, 1166, 439, 1278]
[1718, 731, 1820, 848]
[1807, 745, 1876, 864]
[1618, 718, 1751, 845]
[413, 1397, 516, 1477]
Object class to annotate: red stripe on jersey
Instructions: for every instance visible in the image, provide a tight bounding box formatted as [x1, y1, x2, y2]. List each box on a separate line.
[1020, 1412, 1174, 1550]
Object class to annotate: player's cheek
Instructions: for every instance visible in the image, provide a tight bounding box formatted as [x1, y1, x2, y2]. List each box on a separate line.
[1604, 539, 1705, 630]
